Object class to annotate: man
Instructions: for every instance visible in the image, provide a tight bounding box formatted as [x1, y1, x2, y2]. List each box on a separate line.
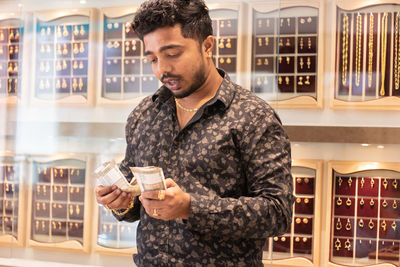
[95, 0, 294, 266]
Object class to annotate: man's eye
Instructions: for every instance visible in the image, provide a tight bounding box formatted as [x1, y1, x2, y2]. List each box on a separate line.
[167, 53, 180, 58]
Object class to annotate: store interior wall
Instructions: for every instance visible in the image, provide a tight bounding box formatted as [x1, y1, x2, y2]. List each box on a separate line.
[0, 0, 399, 266]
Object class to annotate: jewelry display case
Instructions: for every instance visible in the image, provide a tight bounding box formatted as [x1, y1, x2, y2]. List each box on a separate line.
[247, 1, 324, 109]
[263, 159, 323, 267]
[331, 1, 400, 110]
[93, 155, 138, 255]
[31, 9, 97, 106]
[0, 17, 24, 106]
[208, 3, 245, 87]
[0, 153, 25, 247]
[325, 161, 400, 267]
[26, 155, 91, 252]
[97, 6, 159, 106]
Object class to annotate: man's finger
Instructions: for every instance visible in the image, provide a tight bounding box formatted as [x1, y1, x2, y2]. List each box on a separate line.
[96, 185, 117, 197]
[165, 178, 176, 188]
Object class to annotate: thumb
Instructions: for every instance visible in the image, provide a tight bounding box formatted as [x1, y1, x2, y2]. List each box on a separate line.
[165, 178, 177, 188]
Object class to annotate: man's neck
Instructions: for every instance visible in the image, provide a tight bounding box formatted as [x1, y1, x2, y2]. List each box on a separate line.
[178, 67, 223, 109]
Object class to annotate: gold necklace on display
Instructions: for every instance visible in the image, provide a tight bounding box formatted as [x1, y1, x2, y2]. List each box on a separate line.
[395, 12, 400, 90]
[174, 97, 199, 112]
[342, 13, 349, 86]
[380, 12, 388, 96]
[368, 13, 374, 88]
[355, 13, 362, 87]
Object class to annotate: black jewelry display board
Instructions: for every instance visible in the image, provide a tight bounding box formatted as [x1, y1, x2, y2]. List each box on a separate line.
[34, 13, 91, 102]
[31, 159, 86, 244]
[101, 14, 158, 100]
[251, 7, 318, 99]
[331, 171, 400, 265]
[0, 19, 23, 100]
[336, 6, 400, 101]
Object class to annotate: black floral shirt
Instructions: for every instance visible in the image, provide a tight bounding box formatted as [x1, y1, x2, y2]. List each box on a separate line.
[115, 69, 294, 267]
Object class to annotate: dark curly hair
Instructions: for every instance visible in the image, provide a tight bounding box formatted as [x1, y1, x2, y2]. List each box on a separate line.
[132, 0, 213, 45]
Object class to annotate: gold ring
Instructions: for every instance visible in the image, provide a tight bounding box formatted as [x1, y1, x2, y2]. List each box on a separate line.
[153, 208, 159, 217]
[158, 190, 165, 201]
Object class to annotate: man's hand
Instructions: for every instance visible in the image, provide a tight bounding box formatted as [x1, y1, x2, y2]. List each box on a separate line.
[139, 178, 190, 221]
[95, 185, 132, 210]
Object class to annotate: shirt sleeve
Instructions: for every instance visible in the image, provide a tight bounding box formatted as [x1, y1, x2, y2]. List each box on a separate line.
[186, 110, 294, 240]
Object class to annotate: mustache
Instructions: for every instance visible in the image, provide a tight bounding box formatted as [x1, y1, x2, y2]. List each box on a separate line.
[161, 73, 182, 83]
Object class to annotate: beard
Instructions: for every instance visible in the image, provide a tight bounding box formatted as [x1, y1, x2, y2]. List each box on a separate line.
[162, 58, 207, 99]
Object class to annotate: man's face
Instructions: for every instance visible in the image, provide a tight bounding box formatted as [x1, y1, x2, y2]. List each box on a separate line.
[143, 24, 208, 98]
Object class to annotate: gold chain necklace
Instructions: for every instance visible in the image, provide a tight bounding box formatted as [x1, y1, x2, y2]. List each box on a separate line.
[342, 14, 349, 86]
[395, 12, 400, 90]
[380, 13, 388, 96]
[355, 13, 362, 87]
[368, 13, 374, 88]
[174, 97, 199, 112]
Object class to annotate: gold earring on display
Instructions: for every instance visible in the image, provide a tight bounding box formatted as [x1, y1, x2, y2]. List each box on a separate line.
[346, 198, 352, 207]
[336, 197, 342, 206]
[226, 38, 231, 49]
[305, 76, 310, 85]
[338, 177, 343, 187]
[345, 219, 351, 231]
[335, 239, 341, 251]
[392, 221, 397, 231]
[359, 219, 364, 228]
[298, 76, 304, 85]
[285, 76, 290, 85]
[381, 220, 387, 231]
[382, 199, 388, 208]
[344, 239, 351, 251]
[371, 178, 375, 188]
[369, 219, 374, 229]
[63, 25, 69, 37]
[393, 179, 398, 189]
[336, 218, 342, 230]
[393, 200, 397, 209]
[360, 198, 364, 206]
[257, 38, 262, 47]
[383, 178, 388, 189]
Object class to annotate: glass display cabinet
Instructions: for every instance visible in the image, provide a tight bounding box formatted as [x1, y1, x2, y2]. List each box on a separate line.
[331, 0, 400, 110]
[326, 161, 400, 267]
[0, 153, 25, 247]
[97, 6, 159, 106]
[247, 0, 324, 109]
[0, 16, 24, 106]
[26, 154, 91, 252]
[208, 3, 245, 87]
[93, 154, 138, 255]
[263, 159, 323, 267]
[31, 9, 97, 106]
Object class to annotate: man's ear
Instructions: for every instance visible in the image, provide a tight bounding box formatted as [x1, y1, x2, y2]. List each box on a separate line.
[203, 35, 214, 57]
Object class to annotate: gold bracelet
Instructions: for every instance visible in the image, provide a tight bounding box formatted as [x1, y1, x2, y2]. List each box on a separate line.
[112, 198, 135, 216]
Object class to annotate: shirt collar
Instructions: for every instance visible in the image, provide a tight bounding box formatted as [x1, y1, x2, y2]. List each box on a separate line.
[151, 68, 235, 110]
